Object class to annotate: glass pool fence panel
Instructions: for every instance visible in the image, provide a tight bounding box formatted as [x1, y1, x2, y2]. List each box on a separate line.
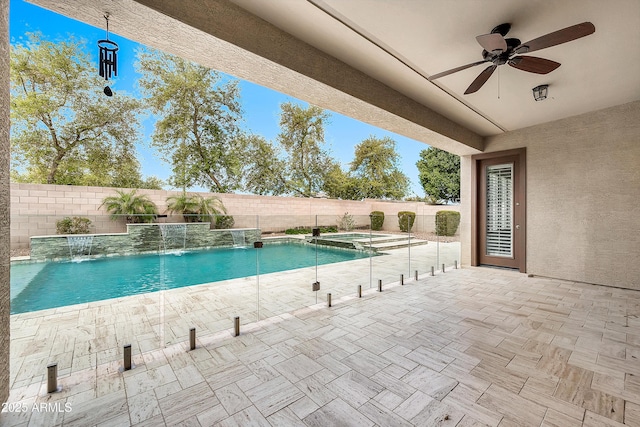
[435, 210, 462, 271]
[160, 214, 260, 348]
[101, 214, 169, 360]
[410, 215, 438, 279]
[257, 215, 318, 319]
[9, 213, 167, 389]
[313, 214, 373, 304]
[371, 212, 411, 293]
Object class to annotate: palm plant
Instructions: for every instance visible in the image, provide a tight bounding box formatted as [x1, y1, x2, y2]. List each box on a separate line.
[166, 192, 201, 222]
[100, 189, 158, 223]
[193, 194, 227, 223]
[165, 193, 227, 223]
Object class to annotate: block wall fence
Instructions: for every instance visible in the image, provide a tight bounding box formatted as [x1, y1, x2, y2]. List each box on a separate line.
[9, 183, 459, 249]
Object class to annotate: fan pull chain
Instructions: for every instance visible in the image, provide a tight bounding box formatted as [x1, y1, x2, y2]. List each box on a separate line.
[497, 67, 501, 99]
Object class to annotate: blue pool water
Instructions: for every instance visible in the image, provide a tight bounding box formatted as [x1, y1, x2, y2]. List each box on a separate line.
[10, 242, 371, 314]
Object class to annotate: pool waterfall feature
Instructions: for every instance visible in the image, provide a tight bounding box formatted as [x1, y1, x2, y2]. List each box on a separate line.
[230, 229, 246, 247]
[66, 235, 94, 259]
[158, 224, 187, 252]
[30, 223, 261, 261]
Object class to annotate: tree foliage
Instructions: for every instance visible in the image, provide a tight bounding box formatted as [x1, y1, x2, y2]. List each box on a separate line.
[10, 33, 144, 186]
[416, 147, 460, 204]
[324, 136, 409, 200]
[349, 136, 409, 199]
[241, 133, 288, 196]
[277, 103, 334, 197]
[136, 48, 245, 192]
[322, 163, 360, 200]
[242, 103, 336, 197]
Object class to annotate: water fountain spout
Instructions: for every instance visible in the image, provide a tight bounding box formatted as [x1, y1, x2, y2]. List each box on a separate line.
[67, 236, 94, 260]
[158, 224, 187, 253]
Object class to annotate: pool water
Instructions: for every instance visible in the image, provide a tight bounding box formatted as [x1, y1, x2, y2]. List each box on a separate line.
[10, 242, 371, 314]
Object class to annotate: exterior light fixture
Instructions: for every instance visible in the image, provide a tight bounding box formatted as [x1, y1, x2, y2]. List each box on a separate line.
[532, 84, 548, 101]
[98, 13, 118, 96]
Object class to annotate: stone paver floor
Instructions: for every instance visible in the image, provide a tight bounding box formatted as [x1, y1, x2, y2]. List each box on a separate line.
[4, 248, 640, 426]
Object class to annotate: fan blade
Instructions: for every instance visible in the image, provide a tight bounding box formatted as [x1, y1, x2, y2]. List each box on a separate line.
[476, 33, 507, 53]
[429, 60, 489, 80]
[464, 65, 497, 94]
[514, 22, 595, 54]
[508, 56, 561, 74]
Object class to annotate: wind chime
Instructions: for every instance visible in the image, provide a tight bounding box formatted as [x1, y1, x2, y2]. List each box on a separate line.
[98, 13, 118, 96]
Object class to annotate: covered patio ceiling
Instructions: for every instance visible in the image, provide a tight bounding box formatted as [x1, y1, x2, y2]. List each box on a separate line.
[26, 0, 640, 156]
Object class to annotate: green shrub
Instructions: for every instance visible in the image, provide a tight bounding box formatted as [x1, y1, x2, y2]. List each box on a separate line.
[397, 211, 416, 232]
[214, 215, 235, 229]
[285, 227, 307, 235]
[435, 211, 461, 236]
[370, 211, 384, 231]
[284, 226, 338, 235]
[56, 216, 92, 235]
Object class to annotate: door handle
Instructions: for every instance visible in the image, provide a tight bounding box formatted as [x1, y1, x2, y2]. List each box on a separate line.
[515, 225, 520, 230]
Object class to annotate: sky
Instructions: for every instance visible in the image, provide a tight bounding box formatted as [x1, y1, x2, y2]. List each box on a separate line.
[9, 0, 431, 196]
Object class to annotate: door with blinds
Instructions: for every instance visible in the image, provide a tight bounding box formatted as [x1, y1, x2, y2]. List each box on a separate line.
[476, 151, 526, 271]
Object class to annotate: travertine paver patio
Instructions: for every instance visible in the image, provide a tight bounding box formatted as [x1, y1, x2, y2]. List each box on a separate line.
[4, 249, 640, 426]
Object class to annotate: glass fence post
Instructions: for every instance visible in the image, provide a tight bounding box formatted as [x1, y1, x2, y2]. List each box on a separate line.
[369, 214, 373, 288]
[408, 215, 411, 278]
[437, 215, 441, 270]
[256, 214, 260, 322]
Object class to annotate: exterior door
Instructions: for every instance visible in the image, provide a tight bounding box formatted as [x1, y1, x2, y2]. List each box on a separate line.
[473, 149, 526, 271]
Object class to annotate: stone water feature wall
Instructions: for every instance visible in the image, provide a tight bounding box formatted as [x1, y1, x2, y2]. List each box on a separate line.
[10, 182, 459, 249]
[29, 223, 261, 261]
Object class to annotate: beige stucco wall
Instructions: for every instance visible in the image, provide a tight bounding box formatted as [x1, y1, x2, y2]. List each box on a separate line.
[472, 101, 640, 290]
[10, 183, 459, 249]
[0, 0, 10, 404]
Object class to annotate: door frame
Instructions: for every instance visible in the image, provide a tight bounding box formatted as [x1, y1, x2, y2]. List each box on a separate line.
[471, 148, 526, 272]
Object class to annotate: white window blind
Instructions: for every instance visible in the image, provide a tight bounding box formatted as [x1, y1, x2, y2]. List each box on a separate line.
[486, 164, 513, 257]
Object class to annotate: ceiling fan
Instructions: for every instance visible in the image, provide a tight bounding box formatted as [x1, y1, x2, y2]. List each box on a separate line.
[428, 22, 595, 94]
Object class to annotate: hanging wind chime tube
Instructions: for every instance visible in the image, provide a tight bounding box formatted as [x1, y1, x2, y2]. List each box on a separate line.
[98, 13, 119, 96]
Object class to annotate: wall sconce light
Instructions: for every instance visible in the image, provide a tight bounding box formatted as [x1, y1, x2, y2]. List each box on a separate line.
[532, 84, 548, 101]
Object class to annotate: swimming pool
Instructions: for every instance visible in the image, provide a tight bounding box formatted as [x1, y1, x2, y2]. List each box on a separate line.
[10, 241, 372, 314]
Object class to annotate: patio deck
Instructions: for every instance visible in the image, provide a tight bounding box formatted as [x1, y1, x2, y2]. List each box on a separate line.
[3, 248, 640, 426]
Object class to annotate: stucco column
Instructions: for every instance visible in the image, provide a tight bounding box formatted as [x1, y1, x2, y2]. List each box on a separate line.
[459, 155, 472, 267]
[0, 0, 10, 404]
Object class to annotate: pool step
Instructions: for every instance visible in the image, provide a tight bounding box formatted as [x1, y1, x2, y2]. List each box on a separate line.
[364, 239, 429, 251]
[305, 234, 427, 252]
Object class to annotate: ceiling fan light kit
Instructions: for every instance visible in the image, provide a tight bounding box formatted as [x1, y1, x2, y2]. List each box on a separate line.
[429, 22, 595, 95]
[532, 84, 548, 101]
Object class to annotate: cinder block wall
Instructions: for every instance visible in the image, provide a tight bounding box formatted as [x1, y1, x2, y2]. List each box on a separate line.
[10, 183, 459, 249]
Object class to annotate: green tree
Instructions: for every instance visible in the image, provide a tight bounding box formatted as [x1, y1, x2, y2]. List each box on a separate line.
[416, 147, 460, 204]
[136, 48, 245, 192]
[323, 136, 409, 200]
[322, 162, 360, 200]
[349, 136, 409, 199]
[139, 176, 165, 190]
[100, 189, 158, 223]
[277, 102, 334, 197]
[10, 33, 143, 186]
[241, 133, 288, 196]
